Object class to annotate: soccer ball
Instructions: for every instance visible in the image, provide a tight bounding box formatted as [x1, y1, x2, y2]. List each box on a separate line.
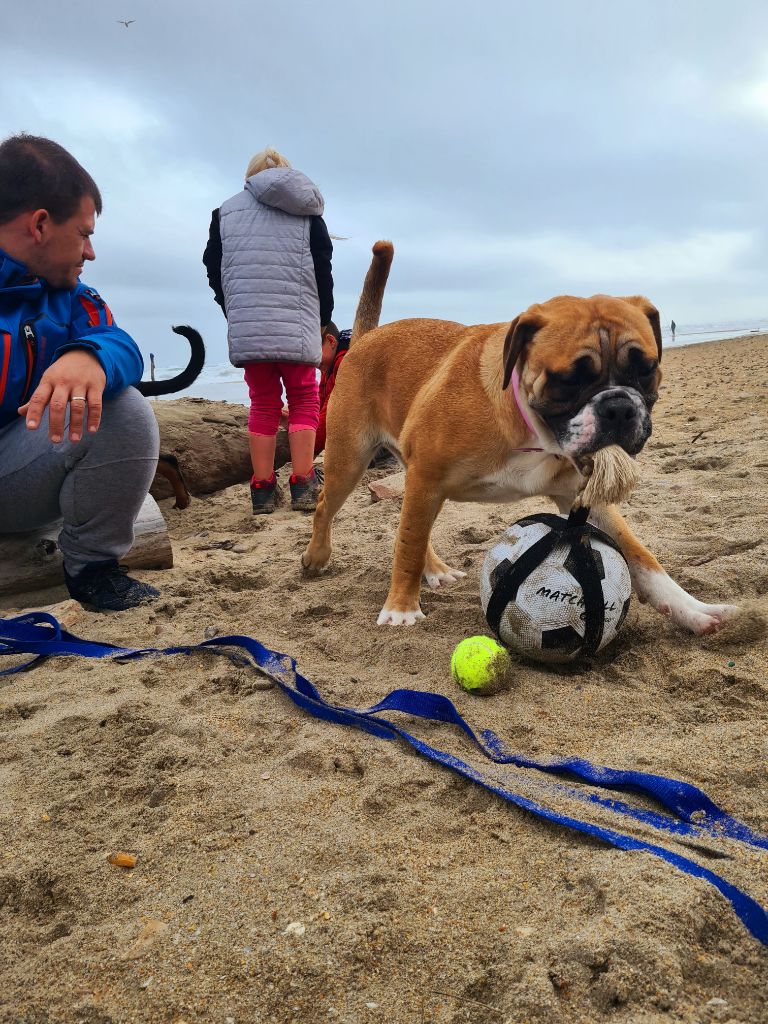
[479, 513, 632, 663]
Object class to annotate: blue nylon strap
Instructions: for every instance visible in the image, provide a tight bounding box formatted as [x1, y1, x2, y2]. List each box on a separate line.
[363, 688, 768, 850]
[1, 612, 766, 946]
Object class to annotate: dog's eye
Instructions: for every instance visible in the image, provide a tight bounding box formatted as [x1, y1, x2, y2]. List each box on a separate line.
[626, 348, 658, 379]
[548, 374, 579, 390]
[637, 359, 658, 378]
[548, 363, 599, 389]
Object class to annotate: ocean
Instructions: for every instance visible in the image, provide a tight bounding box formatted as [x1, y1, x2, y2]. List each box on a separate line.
[154, 317, 768, 405]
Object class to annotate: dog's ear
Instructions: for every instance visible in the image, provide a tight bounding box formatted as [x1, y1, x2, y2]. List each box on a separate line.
[502, 309, 547, 390]
[620, 295, 662, 362]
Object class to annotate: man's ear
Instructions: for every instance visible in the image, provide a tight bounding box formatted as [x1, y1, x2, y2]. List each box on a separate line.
[621, 295, 662, 362]
[28, 209, 51, 244]
[502, 309, 547, 390]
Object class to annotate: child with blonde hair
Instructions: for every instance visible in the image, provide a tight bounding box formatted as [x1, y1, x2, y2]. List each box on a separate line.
[203, 146, 333, 512]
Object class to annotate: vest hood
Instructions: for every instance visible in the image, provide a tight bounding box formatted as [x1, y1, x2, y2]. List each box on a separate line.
[245, 167, 325, 217]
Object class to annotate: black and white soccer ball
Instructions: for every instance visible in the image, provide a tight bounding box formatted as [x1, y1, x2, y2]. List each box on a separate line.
[479, 515, 632, 663]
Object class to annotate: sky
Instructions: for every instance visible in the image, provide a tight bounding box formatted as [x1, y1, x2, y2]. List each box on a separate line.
[2, 0, 768, 368]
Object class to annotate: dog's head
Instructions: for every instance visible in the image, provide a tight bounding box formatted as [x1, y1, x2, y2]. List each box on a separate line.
[502, 294, 662, 457]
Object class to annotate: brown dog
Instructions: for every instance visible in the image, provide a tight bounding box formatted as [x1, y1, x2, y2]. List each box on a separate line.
[303, 242, 735, 635]
[154, 454, 191, 509]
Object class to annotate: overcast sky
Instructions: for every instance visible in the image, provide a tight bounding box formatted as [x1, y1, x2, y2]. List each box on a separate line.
[3, 1, 768, 367]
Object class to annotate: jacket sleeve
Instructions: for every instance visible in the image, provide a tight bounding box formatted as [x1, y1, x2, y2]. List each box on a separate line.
[309, 216, 334, 326]
[203, 209, 226, 316]
[57, 284, 144, 394]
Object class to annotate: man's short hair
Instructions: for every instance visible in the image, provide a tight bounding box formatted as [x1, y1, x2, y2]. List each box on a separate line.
[0, 134, 103, 226]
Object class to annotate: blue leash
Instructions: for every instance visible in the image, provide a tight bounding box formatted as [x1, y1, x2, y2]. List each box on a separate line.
[2, 611, 767, 946]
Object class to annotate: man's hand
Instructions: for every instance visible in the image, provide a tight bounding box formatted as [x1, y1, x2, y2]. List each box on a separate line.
[18, 349, 107, 443]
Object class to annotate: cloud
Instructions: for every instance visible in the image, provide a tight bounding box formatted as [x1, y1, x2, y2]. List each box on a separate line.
[1, 0, 767, 363]
[730, 74, 768, 120]
[492, 229, 756, 287]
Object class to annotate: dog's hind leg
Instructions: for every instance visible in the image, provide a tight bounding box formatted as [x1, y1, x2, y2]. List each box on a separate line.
[302, 435, 377, 575]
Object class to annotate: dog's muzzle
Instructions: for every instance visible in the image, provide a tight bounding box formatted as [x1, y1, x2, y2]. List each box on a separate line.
[554, 387, 652, 457]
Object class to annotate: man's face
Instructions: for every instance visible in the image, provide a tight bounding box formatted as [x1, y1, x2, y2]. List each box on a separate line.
[320, 332, 338, 374]
[31, 195, 96, 289]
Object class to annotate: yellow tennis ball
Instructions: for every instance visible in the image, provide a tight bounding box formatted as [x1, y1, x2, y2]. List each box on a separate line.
[450, 635, 513, 695]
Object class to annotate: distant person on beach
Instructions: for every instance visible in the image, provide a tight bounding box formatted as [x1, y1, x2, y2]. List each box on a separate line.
[0, 133, 160, 612]
[671, 319, 676, 343]
[203, 146, 333, 514]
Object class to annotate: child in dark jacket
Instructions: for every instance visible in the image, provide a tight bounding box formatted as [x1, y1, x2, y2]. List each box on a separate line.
[313, 325, 397, 470]
[314, 325, 350, 456]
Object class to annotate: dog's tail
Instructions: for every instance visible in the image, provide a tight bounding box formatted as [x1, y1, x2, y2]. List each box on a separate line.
[350, 240, 394, 344]
[136, 325, 206, 397]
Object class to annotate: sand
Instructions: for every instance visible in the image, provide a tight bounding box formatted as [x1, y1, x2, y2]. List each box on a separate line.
[1, 334, 767, 1024]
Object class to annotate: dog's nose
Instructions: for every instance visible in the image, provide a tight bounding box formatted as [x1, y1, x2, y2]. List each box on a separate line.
[597, 391, 638, 425]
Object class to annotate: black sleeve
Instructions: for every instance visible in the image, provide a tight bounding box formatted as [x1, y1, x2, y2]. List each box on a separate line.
[309, 215, 334, 326]
[203, 209, 226, 316]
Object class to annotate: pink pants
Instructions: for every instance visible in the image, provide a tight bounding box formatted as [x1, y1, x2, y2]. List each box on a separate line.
[244, 362, 319, 436]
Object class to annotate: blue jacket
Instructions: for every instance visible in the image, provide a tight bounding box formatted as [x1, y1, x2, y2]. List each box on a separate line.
[0, 248, 144, 431]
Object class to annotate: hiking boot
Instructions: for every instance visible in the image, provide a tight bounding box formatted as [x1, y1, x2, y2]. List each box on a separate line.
[289, 467, 321, 512]
[64, 560, 159, 612]
[251, 474, 281, 515]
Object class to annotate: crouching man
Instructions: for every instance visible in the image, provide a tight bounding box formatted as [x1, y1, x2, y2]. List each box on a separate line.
[0, 134, 160, 611]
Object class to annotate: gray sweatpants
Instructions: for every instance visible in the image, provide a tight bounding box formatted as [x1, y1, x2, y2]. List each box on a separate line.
[0, 387, 160, 575]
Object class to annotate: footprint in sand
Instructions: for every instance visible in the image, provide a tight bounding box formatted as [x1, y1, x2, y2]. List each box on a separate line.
[0, 701, 45, 721]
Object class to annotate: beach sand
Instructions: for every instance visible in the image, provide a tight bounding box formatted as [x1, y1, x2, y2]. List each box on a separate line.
[1, 334, 767, 1023]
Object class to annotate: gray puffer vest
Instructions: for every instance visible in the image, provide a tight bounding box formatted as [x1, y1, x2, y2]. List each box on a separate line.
[219, 168, 324, 367]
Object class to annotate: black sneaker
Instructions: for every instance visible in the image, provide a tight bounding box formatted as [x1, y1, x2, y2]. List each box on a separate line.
[289, 467, 321, 512]
[64, 560, 160, 612]
[250, 475, 281, 515]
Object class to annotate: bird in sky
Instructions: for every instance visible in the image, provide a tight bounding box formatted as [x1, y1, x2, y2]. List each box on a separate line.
[117, 19, 136, 28]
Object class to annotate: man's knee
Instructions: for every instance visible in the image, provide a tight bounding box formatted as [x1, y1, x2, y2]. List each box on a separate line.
[100, 387, 160, 459]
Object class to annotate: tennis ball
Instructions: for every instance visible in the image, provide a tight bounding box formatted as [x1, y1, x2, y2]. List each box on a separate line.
[450, 635, 513, 695]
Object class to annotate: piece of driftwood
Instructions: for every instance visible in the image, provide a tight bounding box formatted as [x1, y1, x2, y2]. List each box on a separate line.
[8, 598, 83, 628]
[0, 494, 172, 596]
[150, 398, 290, 501]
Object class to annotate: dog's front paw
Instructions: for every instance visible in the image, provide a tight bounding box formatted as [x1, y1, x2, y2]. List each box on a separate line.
[376, 605, 426, 626]
[636, 568, 738, 635]
[669, 601, 737, 636]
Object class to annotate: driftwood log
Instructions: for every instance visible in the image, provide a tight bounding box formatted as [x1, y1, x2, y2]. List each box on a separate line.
[0, 494, 172, 597]
[149, 398, 290, 501]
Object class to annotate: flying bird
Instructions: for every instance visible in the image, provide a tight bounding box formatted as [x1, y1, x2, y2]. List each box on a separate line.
[117, 19, 135, 28]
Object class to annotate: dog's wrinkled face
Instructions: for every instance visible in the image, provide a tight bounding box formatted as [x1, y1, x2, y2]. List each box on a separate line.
[503, 294, 662, 457]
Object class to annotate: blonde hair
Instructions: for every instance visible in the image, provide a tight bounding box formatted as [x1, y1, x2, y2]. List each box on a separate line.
[245, 147, 291, 178]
